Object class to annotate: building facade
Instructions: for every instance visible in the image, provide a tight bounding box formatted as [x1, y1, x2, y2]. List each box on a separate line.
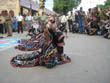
[0, 0, 56, 16]
[0, 0, 20, 16]
[0, 0, 39, 16]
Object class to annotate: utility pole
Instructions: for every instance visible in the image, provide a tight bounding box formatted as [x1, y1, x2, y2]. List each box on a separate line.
[30, 0, 32, 14]
[39, 0, 46, 15]
[19, 0, 21, 15]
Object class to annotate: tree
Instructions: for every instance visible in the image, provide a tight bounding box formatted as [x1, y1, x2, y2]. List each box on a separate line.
[53, 0, 81, 14]
[97, 0, 110, 10]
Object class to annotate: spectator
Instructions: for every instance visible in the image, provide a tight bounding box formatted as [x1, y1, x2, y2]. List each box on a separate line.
[1, 10, 7, 34]
[87, 8, 92, 22]
[68, 12, 73, 32]
[22, 15, 27, 31]
[4, 10, 12, 37]
[78, 7, 86, 33]
[9, 10, 17, 32]
[33, 13, 39, 22]
[75, 11, 79, 23]
[0, 13, 5, 38]
[16, 13, 23, 33]
[40, 12, 49, 31]
[60, 13, 68, 37]
[25, 12, 33, 30]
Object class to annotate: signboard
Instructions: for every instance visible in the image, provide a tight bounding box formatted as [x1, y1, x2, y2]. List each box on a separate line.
[20, 0, 39, 11]
[23, 8, 29, 15]
[20, 0, 30, 8]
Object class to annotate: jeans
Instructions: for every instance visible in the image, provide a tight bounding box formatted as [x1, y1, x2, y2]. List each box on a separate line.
[100, 26, 104, 35]
[12, 22, 17, 31]
[18, 21, 23, 33]
[26, 21, 32, 30]
[0, 24, 4, 34]
[68, 20, 73, 32]
[79, 20, 85, 33]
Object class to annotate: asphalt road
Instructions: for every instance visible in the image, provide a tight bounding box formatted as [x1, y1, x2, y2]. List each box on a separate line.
[0, 33, 110, 83]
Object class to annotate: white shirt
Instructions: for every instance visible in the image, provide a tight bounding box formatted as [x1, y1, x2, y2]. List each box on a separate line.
[105, 23, 110, 30]
[26, 15, 33, 21]
[0, 16, 5, 24]
[16, 15, 23, 22]
[61, 15, 67, 23]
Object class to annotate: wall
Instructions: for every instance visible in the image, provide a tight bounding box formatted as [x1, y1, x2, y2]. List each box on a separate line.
[0, 0, 20, 16]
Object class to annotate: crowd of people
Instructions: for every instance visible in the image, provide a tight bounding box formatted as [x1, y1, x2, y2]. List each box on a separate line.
[64, 7, 110, 39]
[0, 10, 47, 38]
[0, 10, 33, 37]
[0, 10, 13, 37]
[31, 6, 110, 40]
[1, 7, 110, 39]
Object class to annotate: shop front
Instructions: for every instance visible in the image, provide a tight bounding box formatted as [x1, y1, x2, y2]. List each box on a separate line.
[20, 0, 39, 16]
[0, 0, 39, 16]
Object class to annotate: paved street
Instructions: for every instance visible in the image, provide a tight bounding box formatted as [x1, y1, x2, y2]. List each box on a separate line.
[0, 33, 110, 83]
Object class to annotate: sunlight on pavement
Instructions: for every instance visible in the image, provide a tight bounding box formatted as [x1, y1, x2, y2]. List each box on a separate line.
[0, 38, 20, 51]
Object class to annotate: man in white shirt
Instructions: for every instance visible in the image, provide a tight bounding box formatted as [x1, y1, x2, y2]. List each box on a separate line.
[60, 13, 68, 37]
[68, 12, 73, 32]
[61, 14, 67, 24]
[26, 13, 33, 30]
[16, 13, 23, 33]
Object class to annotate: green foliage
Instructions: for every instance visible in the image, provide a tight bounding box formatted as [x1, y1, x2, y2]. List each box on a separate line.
[97, 0, 110, 9]
[53, 0, 81, 14]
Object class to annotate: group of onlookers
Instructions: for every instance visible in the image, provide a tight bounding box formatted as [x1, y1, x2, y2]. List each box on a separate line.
[57, 7, 110, 39]
[84, 7, 110, 39]
[0, 10, 36, 38]
[0, 10, 13, 37]
[0, 7, 110, 39]
[0, 10, 20, 38]
[0, 10, 51, 38]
